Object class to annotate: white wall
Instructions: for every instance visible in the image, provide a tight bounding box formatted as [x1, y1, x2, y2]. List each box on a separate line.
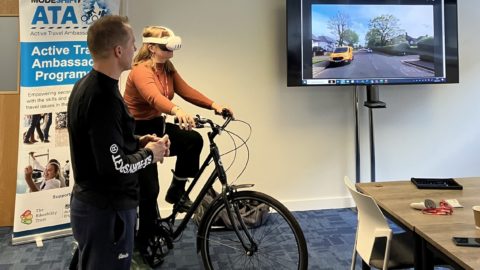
[127, 0, 480, 213]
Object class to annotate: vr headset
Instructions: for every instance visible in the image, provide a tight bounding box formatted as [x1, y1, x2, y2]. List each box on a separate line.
[142, 26, 182, 51]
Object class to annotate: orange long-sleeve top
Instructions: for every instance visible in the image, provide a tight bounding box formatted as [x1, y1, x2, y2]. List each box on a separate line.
[124, 62, 213, 120]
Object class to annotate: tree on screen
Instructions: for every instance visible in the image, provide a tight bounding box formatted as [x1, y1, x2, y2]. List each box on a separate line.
[327, 11, 352, 46]
[366, 14, 403, 47]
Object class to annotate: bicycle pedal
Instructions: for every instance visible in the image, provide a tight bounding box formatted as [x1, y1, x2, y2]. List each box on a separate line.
[142, 253, 164, 268]
[156, 224, 174, 250]
[140, 245, 167, 268]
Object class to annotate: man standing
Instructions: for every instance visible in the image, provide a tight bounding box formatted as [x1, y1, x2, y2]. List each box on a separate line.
[67, 15, 170, 269]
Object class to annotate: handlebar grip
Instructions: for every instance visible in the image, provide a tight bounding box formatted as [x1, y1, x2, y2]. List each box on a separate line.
[217, 108, 232, 119]
[173, 117, 204, 128]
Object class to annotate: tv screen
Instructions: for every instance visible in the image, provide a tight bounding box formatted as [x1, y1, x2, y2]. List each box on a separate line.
[287, 0, 459, 86]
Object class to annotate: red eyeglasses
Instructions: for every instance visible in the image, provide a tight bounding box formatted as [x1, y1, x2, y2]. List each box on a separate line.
[421, 200, 453, 215]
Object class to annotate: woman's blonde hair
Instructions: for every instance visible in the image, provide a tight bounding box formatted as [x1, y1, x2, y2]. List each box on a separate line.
[133, 26, 175, 74]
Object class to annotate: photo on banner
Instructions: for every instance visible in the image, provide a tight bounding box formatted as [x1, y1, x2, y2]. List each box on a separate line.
[14, 0, 120, 245]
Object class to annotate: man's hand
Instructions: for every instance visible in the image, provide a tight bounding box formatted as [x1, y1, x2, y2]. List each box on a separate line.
[145, 134, 170, 163]
[138, 134, 160, 148]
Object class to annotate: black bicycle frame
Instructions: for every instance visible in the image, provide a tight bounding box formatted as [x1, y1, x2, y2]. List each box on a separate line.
[165, 149, 220, 239]
[162, 119, 230, 239]
[161, 117, 256, 251]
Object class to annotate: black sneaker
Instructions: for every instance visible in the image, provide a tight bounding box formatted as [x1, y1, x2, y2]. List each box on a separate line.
[165, 188, 179, 205]
[165, 180, 193, 213]
[165, 181, 188, 204]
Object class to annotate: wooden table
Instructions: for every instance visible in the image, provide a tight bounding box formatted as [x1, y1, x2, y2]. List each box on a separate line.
[356, 178, 480, 270]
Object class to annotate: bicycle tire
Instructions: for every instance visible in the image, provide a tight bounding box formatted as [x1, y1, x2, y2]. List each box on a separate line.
[197, 190, 308, 270]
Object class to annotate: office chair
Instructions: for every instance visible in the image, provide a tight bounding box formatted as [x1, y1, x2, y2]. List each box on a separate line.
[344, 176, 414, 270]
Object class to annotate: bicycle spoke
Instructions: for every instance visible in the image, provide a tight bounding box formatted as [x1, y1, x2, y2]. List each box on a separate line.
[199, 234, 244, 252]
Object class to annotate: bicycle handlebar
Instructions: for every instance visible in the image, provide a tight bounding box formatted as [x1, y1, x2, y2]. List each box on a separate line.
[173, 109, 234, 131]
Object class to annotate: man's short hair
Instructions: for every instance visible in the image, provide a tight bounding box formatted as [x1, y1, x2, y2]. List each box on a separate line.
[87, 15, 130, 60]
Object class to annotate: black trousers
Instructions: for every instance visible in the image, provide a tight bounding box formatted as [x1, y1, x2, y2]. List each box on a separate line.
[134, 117, 203, 245]
[70, 197, 136, 270]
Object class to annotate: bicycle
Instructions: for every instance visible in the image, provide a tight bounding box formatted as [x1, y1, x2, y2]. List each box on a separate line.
[80, 9, 98, 23]
[141, 110, 308, 270]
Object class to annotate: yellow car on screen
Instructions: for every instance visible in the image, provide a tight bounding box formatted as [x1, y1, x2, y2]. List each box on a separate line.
[329, 46, 354, 64]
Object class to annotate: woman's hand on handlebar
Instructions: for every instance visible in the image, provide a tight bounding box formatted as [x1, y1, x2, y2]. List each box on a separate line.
[211, 102, 234, 118]
[173, 107, 195, 130]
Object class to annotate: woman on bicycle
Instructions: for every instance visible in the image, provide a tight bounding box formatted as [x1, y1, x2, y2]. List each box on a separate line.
[123, 25, 233, 253]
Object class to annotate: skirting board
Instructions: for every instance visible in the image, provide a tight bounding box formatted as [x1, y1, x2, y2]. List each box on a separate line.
[281, 196, 355, 212]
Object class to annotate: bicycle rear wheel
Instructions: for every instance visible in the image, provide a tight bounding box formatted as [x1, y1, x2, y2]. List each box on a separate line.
[197, 190, 308, 270]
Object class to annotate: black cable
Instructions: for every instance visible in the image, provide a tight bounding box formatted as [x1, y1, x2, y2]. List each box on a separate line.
[219, 119, 251, 183]
[221, 119, 252, 156]
[225, 129, 250, 183]
[202, 118, 252, 182]
[222, 129, 237, 173]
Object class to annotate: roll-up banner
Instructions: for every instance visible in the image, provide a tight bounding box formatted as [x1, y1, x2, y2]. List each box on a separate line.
[14, 0, 120, 245]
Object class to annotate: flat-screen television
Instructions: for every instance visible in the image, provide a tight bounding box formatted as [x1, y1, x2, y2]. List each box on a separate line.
[287, 0, 459, 86]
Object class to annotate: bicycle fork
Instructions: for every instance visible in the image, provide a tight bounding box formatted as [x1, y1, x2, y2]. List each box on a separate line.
[212, 139, 258, 254]
[222, 187, 258, 255]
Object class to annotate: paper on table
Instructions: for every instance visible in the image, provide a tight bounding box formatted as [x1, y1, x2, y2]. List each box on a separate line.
[445, 199, 463, 208]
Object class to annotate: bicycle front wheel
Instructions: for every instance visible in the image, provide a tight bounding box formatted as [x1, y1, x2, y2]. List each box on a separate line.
[197, 190, 308, 270]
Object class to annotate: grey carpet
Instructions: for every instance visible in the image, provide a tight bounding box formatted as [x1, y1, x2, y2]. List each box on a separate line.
[0, 208, 374, 270]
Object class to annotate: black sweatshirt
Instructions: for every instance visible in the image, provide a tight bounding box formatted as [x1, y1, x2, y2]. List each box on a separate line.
[67, 69, 153, 210]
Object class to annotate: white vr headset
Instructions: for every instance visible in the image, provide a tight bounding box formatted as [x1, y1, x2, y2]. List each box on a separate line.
[142, 26, 182, 51]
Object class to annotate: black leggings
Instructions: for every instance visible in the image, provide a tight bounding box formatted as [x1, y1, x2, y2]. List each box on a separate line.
[134, 117, 203, 244]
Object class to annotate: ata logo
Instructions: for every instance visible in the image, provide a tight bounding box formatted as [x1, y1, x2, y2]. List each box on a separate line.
[32, 6, 78, 25]
[20, 210, 33, 225]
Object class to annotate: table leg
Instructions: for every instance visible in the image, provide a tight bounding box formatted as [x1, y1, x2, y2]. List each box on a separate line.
[414, 231, 434, 270]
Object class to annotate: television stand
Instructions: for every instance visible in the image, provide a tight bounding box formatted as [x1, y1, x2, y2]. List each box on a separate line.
[354, 85, 386, 183]
[364, 85, 386, 109]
